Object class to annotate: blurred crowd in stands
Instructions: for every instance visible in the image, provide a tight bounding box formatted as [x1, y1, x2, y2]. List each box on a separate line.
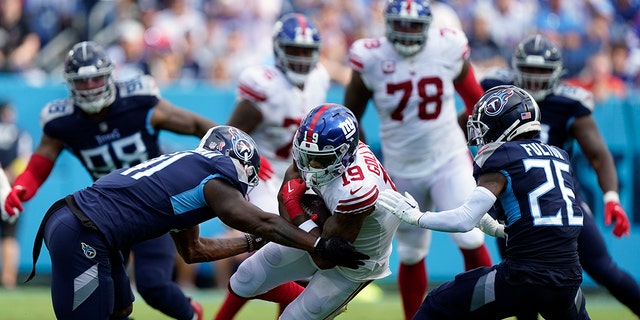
[1, 0, 639, 100]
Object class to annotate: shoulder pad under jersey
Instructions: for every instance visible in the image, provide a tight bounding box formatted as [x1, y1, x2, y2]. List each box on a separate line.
[481, 68, 515, 84]
[236, 66, 282, 103]
[348, 37, 386, 73]
[429, 27, 470, 61]
[553, 84, 595, 111]
[116, 75, 161, 98]
[40, 99, 74, 128]
[474, 142, 503, 169]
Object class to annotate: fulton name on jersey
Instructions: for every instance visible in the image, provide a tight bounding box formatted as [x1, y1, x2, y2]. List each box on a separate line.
[520, 142, 566, 161]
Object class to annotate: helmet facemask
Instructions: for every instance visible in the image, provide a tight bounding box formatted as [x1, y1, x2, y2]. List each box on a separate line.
[65, 72, 116, 114]
[513, 63, 563, 101]
[385, 17, 431, 56]
[467, 115, 490, 148]
[512, 35, 564, 100]
[274, 43, 320, 86]
[293, 104, 359, 187]
[384, 0, 432, 57]
[293, 140, 350, 187]
[64, 41, 117, 114]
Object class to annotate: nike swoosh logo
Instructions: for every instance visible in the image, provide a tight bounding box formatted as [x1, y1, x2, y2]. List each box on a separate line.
[350, 186, 363, 195]
[404, 200, 416, 208]
[287, 182, 295, 193]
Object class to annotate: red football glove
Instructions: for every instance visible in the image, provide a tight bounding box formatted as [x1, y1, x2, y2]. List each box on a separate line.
[4, 153, 55, 216]
[4, 186, 26, 218]
[258, 156, 274, 181]
[604, 191, 630, 238]
[280, 178, 307, 221]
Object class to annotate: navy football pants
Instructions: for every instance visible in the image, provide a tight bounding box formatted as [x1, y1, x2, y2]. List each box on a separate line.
[44, 207, 193, 319]
[123, 233, 194, 319]
[45, 207, 134, 320]
[413, 265, 589, 320]
[497, 207, 640, 317]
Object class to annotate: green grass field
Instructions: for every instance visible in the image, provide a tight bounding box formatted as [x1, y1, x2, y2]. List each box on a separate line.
[0, 283, 636, 320]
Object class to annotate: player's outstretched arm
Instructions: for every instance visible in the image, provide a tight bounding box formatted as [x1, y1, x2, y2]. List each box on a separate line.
[378, 172, 505, 232]
[4, 134, 61, 216]
[171, 225, 266, 263]
[151, 98, 217, 138]
[206, 179, 369, 269]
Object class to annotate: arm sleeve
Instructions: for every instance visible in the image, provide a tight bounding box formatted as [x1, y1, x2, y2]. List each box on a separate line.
[13, 153, 55, 200]
[417, 186, 496, 232]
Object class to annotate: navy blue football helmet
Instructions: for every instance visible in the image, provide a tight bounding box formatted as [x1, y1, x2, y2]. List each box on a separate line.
[64, 41, 116, 113]
[467, 85, 541, 148]
[293, 104, 359, 186]
[198, 126, 261, 187]
[512, 34, 564, 100]
[384, 0, 432, 56]
[272, 13, 321, 85]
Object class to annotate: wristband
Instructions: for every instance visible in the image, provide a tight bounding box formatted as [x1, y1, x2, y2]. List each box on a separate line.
[299, 219, 319, 232]
[603, 191, 619, 203]
[244, 233, 254, 252]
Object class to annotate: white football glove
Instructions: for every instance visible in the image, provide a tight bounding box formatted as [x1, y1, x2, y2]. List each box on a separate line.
[0, 170, 18, 224]
[377, 189, 425, 226]
[476, 213, 505, 238]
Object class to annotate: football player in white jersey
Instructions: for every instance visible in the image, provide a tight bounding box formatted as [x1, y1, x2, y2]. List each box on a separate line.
[227, 12, 330, 213]
[343, 1, 492, 318]
[220, 103, 400, 320]
[214, 13, 331, 319]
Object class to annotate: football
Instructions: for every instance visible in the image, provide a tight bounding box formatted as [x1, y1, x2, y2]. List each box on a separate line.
[300, 193, 331, 228]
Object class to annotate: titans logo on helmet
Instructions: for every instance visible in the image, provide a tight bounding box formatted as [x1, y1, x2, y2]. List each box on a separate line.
[234, 139, 254, 161]
[484, 88, 514, 116]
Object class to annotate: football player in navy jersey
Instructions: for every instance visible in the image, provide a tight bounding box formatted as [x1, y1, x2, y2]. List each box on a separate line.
[481, 34, 639, 317]
[2, 41, 218, 320]
[25, 125, 368, 320]
[377, 85, 590, 319]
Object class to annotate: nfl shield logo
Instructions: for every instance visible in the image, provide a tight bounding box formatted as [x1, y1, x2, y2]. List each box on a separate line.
[382, 60, 395, 74]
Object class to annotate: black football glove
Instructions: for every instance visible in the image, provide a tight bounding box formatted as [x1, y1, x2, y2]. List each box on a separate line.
[313, 237, 369, 269]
